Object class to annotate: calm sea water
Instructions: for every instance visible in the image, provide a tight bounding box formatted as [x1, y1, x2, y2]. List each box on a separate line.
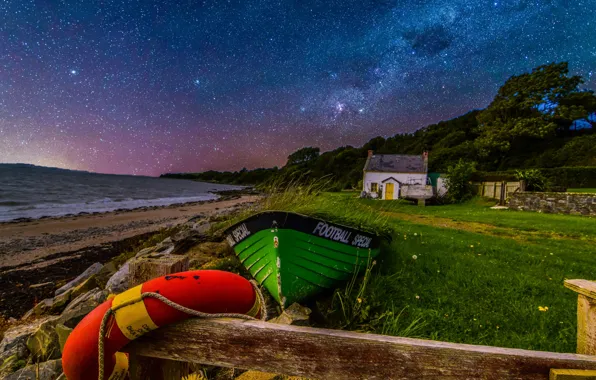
[0, 164, 241, 222]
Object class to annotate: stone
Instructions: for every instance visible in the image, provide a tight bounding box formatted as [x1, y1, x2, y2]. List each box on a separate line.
[29, 282, 54, 290]
[269, 303, 311, 326]
[135, 246, 157, 258]
[95, 261, 117, 289]
[171, 229, 207, 255]
[58, 288, 107, 328]
[55, 262, 103, 296]
[0, 316, 56, 364]
[0, 354, 26, 378]
[155, 237, 174, 252]
[21, 298, 54, 319]
[106, 261, 131, 294]
[26, 317, 61, 361]
[54, 324, 72, 353]
[5, 358, 62, 380]
[69, 275, 98, 300]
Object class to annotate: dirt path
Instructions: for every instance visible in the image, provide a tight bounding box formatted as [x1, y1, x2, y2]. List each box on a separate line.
[0, 195, 259, 270]
[380, 210, 594, 243]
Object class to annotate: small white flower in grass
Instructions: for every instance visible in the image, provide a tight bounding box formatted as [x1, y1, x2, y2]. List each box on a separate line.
[550, 253, 553, 255]
[415, 295, 420, 299]
[414, 232, 417, 236]
[412, 255, 417, 260]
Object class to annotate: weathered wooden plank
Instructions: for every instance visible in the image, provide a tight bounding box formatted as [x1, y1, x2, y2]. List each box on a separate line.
[550, 369, 596, 380]
[577, 295, 596, 355]
[565, 280, 596, 300]
[123, 318, 596, 380]
[564, 280, 596, 355]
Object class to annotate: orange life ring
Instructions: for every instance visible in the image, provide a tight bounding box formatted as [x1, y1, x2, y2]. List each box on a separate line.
[62, 270, 263, 380]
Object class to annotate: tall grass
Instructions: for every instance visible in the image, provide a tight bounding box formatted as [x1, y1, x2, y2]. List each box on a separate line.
[219, 177, 394, 238]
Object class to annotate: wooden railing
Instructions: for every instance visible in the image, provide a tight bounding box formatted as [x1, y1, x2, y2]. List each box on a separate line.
[121, 279, 596, 380]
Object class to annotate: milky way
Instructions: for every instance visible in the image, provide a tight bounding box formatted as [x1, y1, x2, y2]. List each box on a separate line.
[1, 0, 595, 175]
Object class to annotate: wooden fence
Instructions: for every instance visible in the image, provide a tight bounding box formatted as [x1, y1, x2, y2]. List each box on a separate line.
[123, 279, 596, 380]
[471, 181, 522, 203]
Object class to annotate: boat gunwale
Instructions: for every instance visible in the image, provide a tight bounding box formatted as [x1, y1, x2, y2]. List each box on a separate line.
[223, 210, 383, 249]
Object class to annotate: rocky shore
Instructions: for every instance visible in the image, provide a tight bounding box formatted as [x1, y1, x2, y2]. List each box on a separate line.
[0, 191, 314, 380]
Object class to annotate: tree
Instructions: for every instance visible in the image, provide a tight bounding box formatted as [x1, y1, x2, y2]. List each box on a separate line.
[286, 147, 320, 166]
[444, 159, 476, 203]
[475, 62, 595, 156]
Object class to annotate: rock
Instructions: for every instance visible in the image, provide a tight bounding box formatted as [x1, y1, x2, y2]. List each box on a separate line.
[21, 298, 54, 319]
[29, 282, 54, 290]
[54, 324, 72, 353]
[58, 288, 107, 328]
[69, 275, 98, 300]
[269, 303, 311, 326]
[55, 262, 103, 296]
[26, 317, 61, 361]
[0, 354, 26, 378]
[95, 261, 117, 288]
[0, 316, 56, 363]
[5, 358, 62, 380]
[171, 229, 208, 255]
[155, 237, 174, 252]
[135, 246, 157, 258]
[105, 261, 131, 294]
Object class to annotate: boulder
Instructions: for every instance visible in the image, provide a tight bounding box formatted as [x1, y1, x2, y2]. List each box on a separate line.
[5, 358, 62, 380]
[58, 288, 107, 328]
[25, 317, 61, 361]
[105, 261, 131, 294]
[154, 237, 174, 252]
[95, 261, 117, 288]
[55, 262, 103, 296]
[69, 275, 98, 300]
[0, 316, 56, 363]
[0, 354, 26, 378]
[55, 324, 72, 353]
[269, 303, 311, 326]
[21, 298, 54, 319]
[171, 229, 207, 255]
[135, 246, 157, 258]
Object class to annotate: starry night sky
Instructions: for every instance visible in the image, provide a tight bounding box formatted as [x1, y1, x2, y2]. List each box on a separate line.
[1, 0, 595, 176]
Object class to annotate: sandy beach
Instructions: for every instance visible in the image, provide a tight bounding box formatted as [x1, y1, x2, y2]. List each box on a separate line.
[0, 195, 259, 318]
[0, 195, 258, 271]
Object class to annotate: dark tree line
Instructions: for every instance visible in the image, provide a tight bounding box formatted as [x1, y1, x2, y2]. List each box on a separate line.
[162, 62, 596, 189]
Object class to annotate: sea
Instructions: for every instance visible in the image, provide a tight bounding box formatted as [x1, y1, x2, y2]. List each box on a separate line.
[0, 164, 242, 222]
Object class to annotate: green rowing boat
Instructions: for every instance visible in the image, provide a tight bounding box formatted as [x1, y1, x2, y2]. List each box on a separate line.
[223, 211, 381, 308]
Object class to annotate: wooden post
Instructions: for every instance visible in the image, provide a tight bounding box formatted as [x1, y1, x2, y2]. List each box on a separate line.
[128, 255, 190, 379]
[129, 255, 189, 288]
[564, 280, 596, 355]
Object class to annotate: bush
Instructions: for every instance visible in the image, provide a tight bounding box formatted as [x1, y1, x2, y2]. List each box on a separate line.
[444, 159, 476, 203]
[472, 167, 596, 188]
[514, 169, 547, 191]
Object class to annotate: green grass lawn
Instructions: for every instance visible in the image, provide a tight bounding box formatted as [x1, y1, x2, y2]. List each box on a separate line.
[284, 192, 596, 353]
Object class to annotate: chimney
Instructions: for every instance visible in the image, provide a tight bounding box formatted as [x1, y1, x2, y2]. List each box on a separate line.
[423, 151, 428, 173]
[368, 150, 373, 157]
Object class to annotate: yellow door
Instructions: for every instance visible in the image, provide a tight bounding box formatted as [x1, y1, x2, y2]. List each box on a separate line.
[385, 183, 394, 200]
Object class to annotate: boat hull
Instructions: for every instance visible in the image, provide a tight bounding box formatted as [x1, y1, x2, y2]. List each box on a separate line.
[224, 212, 381, 308]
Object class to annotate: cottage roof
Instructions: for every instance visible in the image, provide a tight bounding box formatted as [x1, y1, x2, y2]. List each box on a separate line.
[364, 154, 426, 173]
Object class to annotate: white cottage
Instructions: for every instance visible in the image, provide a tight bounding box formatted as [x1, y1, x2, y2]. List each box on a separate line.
[362, 151, 429, 200]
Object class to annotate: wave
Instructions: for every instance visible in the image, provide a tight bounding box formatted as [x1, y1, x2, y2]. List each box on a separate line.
[0, 194, 218, 222]
[0, 201, 29, 206]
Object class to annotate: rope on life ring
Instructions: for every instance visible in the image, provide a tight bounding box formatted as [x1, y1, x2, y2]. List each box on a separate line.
[96, 280, 267, 380]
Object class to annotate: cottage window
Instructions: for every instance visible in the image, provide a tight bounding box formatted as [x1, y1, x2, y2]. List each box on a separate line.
[370, 182, 379, 192]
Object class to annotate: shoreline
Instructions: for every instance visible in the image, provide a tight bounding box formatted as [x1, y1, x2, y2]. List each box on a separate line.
[0, 193, 260, 318]
[0, 188, 256, 225]
[0, 194, 259, 270]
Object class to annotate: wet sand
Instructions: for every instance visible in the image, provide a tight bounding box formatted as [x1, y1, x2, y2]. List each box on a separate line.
[0, 195, 259, 271]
